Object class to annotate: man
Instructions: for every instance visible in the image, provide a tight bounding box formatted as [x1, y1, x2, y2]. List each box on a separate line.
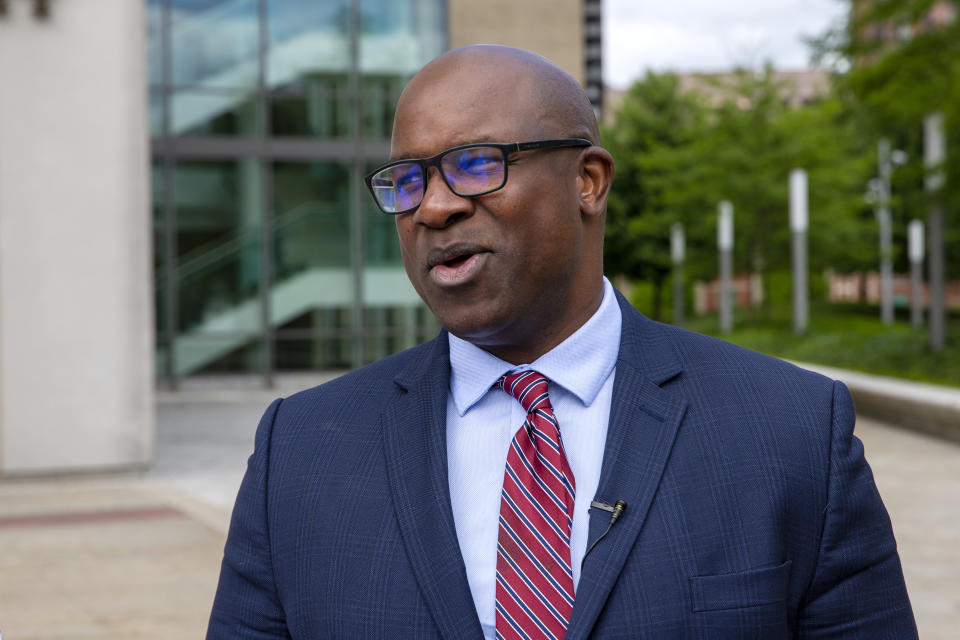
[208, 46, 916, 639]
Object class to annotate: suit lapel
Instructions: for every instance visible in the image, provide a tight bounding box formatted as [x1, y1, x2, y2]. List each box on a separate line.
[381, 333, 485, 640]
[567, 293, 689, 639]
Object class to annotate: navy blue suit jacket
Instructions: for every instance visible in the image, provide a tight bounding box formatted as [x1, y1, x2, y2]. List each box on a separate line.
[208, 294, 916, 638]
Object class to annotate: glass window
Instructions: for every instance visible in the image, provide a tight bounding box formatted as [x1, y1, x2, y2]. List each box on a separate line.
[173, 335, 266, 374]
[276, 337, 355, 371]
[360, 75, 403, 140]
[149, 0, 447, 379]
[272, 161, 356, 370]
[174, 159, 263, 335]
[170, 0, 260, 90]
[150, 90, 166, 137]
[153, 162, 168, 336]
[147, 0, 166, 88]
[272, 161, 352, 272]
[266, 0, 351, 88]
[170, 89, 261, 137]
[271, 75, 352, 138]
[359, 0, 444, 78]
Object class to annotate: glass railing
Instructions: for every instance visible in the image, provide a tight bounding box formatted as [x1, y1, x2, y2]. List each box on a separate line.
[162, 200, 422, 375]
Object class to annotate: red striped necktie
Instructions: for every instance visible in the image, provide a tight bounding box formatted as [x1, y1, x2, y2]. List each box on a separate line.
[495, 370, 576, 640]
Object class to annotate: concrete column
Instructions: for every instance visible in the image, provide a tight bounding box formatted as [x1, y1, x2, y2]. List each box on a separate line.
[0, 0, 153, 473]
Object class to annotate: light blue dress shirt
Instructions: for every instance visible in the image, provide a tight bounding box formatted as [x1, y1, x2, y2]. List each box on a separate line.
[446, 277, 622, 639]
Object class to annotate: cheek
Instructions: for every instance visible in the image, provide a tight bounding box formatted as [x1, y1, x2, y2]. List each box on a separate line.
[394, 219, 415, 258]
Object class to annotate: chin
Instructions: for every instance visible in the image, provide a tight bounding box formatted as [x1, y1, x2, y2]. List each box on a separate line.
[435, 309, 505, 345]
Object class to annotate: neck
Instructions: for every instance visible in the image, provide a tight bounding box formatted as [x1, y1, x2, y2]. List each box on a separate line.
[470, 280, 606, 365]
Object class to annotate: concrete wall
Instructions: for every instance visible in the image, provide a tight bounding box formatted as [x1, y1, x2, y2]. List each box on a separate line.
[447, 0, 584, 84]
[0, 0, 153, 473]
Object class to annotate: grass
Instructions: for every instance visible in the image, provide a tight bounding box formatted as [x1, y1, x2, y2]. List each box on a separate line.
[640, 296, 960, 387]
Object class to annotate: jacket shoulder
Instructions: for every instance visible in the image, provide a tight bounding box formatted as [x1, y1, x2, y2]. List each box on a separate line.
[664, 322, 833, 393]
[273, 333, 444, 424]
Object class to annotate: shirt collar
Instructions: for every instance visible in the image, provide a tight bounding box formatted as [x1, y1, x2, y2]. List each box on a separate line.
[448, 277, 622, 416]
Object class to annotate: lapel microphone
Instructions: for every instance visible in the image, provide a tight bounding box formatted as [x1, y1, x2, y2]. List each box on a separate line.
[581, 499, 628, 570]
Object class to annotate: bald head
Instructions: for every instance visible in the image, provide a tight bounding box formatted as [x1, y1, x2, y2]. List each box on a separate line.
[387, 45, 614, 363]
[393, 45, 601, 152]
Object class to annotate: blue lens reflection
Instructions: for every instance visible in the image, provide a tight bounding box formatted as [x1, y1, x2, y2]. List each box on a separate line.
[444, 147, 503, 193]
[373, 163, 423, 212]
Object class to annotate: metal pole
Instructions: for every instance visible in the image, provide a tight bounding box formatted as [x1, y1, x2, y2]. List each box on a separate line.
[878, 138, 894, 326]
[349, 0, 366, 368]
[161, 0, 178, 389]
[671, 223, 685, 328]
[258, 0, 274, 388]
[908, 219, 925, 329]
[718, 201, 734, 333]
[790, 169, 809, 336]
[924, 112, 946, 351]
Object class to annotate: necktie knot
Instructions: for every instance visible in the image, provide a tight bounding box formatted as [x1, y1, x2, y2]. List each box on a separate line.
[498, 370, 552, 414]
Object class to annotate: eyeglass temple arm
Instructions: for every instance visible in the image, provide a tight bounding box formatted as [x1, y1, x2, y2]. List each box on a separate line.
[513, 138, 592, 153]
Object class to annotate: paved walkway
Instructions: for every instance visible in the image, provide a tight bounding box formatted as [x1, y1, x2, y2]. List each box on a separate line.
[0, 393, 957, 638]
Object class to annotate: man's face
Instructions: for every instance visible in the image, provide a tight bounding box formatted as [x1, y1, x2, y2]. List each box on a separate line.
[390, 65, 593, 360]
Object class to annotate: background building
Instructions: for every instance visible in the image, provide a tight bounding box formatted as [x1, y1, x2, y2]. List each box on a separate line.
[604, 68, 831, 123]
[0, 0, 596, 473]
[150, 0, 599, 386]
[448, 0, 602, 113]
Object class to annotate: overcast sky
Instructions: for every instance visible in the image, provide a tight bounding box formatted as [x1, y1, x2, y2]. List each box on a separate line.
[603, 0, 848, 88]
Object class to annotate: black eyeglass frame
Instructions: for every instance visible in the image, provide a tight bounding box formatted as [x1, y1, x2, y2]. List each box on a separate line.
[364, 137, 593, 215]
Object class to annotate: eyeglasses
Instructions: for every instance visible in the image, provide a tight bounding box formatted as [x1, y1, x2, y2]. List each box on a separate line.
[364, 138, 592, 215]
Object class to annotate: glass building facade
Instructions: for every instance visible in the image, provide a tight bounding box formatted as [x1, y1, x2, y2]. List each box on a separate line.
[148, 0, 445, 383]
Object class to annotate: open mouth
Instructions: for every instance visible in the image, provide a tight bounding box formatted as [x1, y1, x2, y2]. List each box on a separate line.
[427, 244, 490, 286]
[441, 253, 474, 268]
[427, 243, 488, 271]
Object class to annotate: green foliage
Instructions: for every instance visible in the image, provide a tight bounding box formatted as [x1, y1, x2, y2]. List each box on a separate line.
[602, 0, 959, 379]
[604, 67, 878, 312]
[830, 0, 960, 277]
[686, 303, 960, 387]
[602, 73, 706, 319]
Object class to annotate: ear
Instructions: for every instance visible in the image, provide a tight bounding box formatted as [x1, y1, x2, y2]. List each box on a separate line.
[577, 146, 615, 219]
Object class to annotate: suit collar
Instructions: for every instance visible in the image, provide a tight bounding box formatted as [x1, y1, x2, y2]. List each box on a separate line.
[386, 293, 688, 640]
[385, 333, 485, 640]
[446, 277, 622, 415]
[613, 288, 683, 386]
[567, 292, 688, 638]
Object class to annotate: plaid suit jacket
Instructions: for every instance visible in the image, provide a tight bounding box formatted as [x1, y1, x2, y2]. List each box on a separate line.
[207, 292, 916, 639]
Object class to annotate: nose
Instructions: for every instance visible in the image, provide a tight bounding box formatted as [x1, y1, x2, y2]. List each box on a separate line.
[413, 167, 473, 229]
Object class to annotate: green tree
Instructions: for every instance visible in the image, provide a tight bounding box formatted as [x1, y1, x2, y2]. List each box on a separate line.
[605, 67, 877, 320]
[602, 72, 705, 320]
[813, 0, 960, 276]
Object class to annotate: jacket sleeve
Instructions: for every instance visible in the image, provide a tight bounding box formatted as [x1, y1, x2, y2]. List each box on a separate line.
[796, 381, 917, 638]
[207, 398, 292, 639]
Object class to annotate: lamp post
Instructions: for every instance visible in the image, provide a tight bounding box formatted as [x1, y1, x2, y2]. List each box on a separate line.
[908, 219, 925, 329]
[671, 223, 685, 328]
[790, 169, 809, 336]
[925, 112, 946, 351]
[871, 139, 907, 325]
[718, 201, 734, 333]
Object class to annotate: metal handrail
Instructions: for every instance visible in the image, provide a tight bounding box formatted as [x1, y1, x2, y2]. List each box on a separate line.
[157, 201, 335, 290]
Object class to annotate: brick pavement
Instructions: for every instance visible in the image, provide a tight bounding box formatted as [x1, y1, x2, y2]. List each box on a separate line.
[0, 396, 955, 638]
